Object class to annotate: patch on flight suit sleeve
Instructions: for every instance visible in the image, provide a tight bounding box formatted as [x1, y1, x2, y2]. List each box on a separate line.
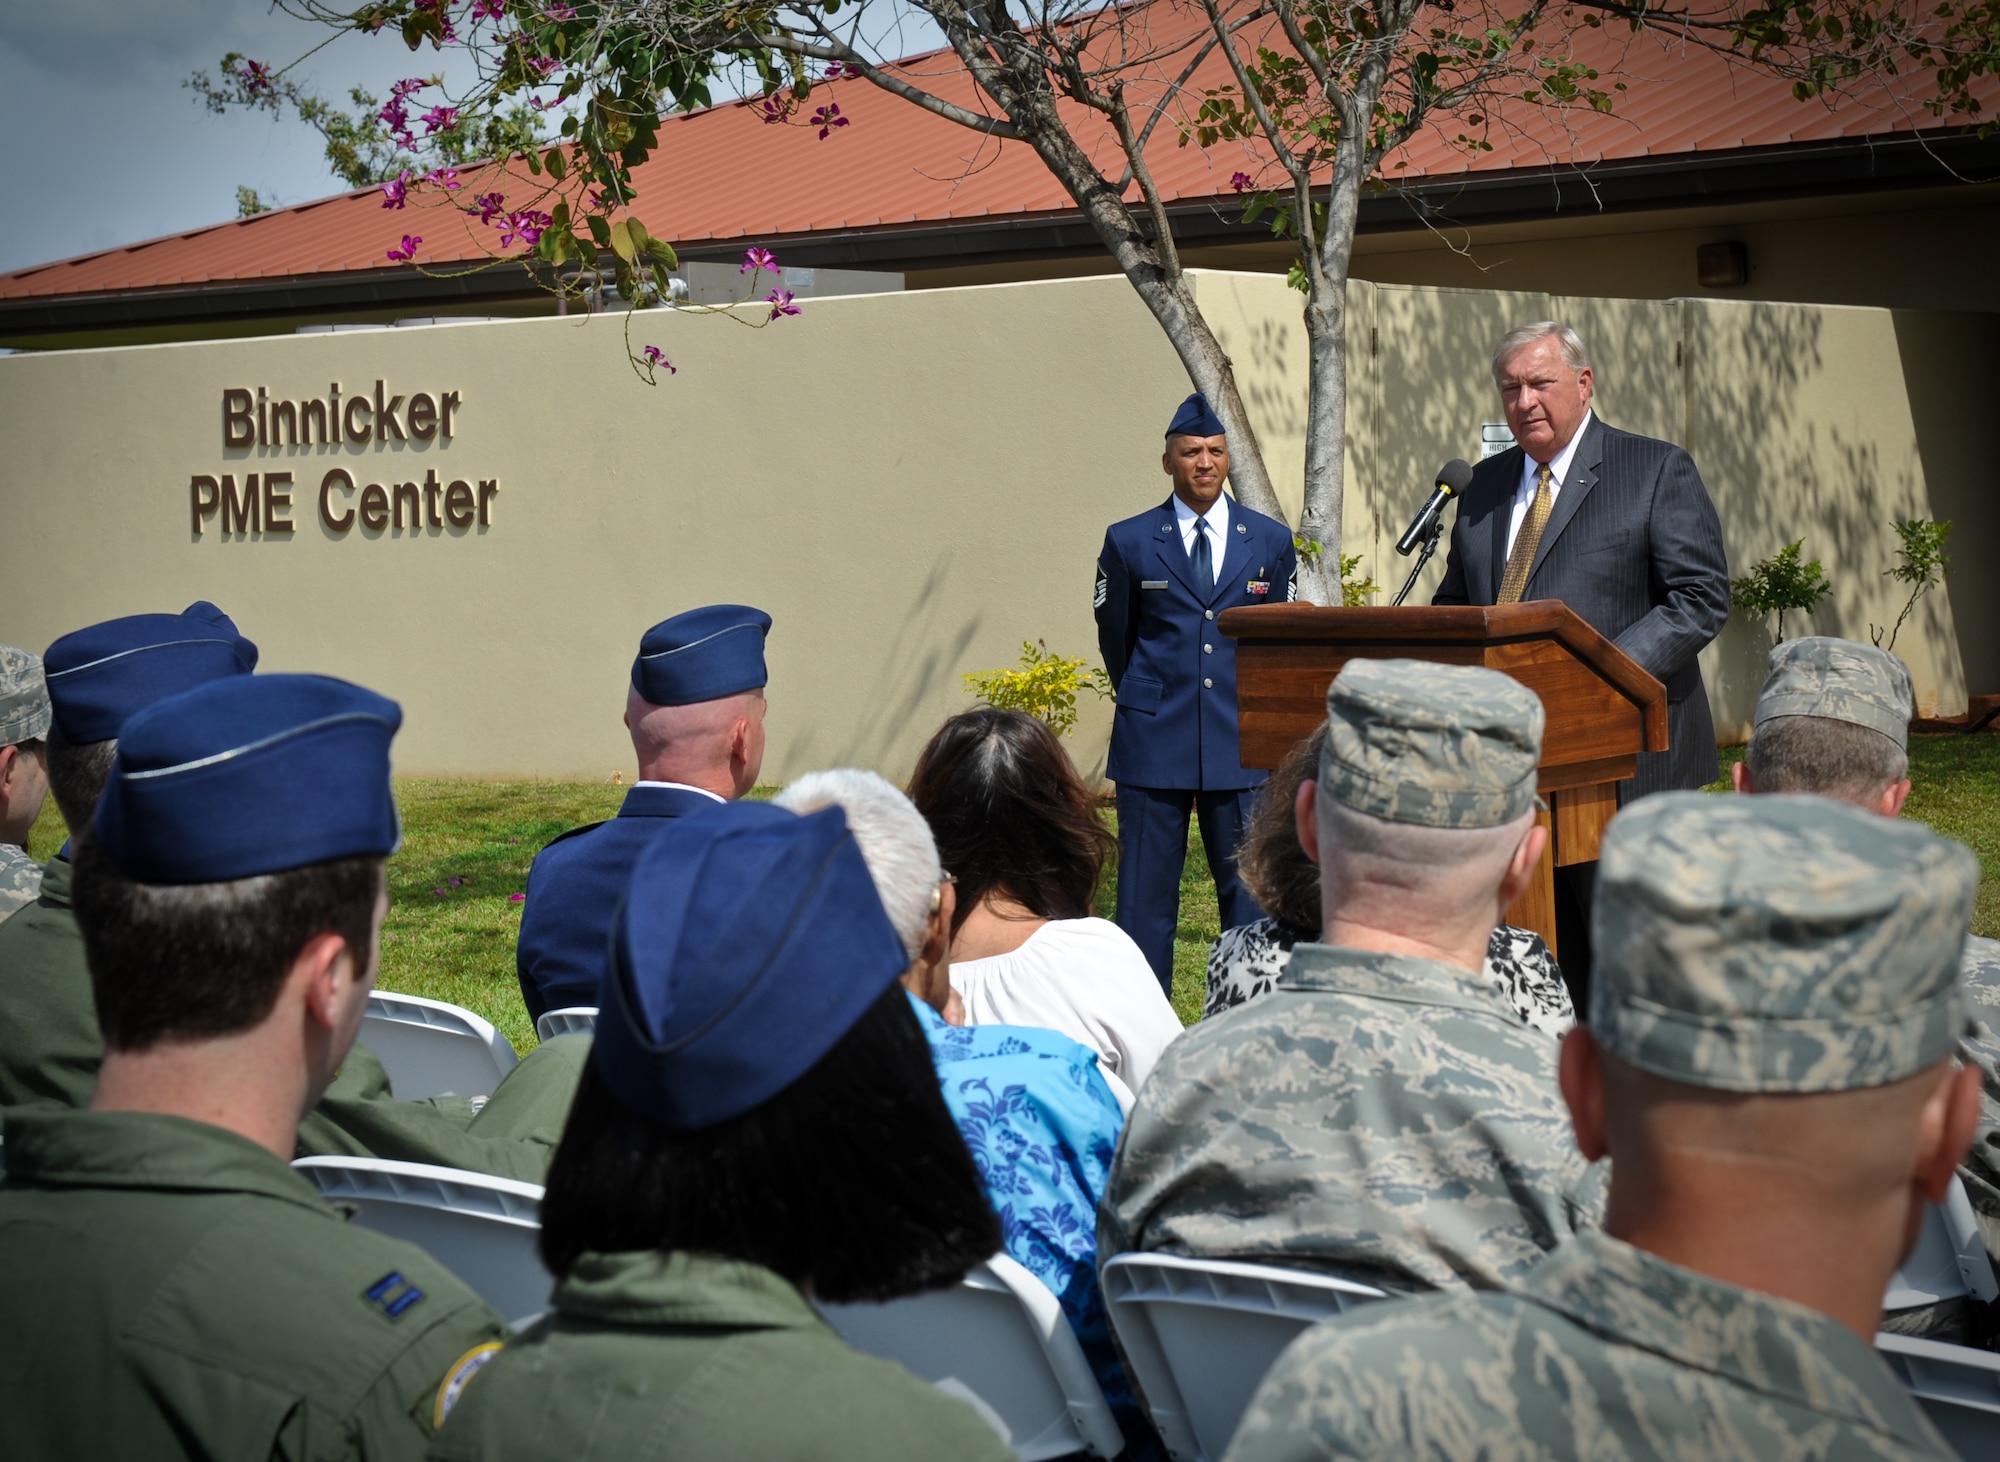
[434, 1340, 505, 1428]
[364, 1271, 425, 1321]
[1094, 565, 1108, 609]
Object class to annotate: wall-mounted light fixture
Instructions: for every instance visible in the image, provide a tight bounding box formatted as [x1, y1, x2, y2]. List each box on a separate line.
[1697, 241, 1750, 288]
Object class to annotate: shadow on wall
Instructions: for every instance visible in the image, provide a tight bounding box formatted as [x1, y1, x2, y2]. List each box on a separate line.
[1892, 311, 2000, 696]
[1689, 300, 1969, 730]
[812, 553, 983, 780]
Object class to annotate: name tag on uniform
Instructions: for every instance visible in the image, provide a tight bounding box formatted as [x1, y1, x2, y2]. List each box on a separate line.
[1141, 580, 1170, 590]
[1247, 581, 1270, 596]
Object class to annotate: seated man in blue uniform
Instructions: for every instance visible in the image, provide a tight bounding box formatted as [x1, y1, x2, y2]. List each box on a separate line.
[1095, 393, 1298, 992]
[516, 604, 771, 1023]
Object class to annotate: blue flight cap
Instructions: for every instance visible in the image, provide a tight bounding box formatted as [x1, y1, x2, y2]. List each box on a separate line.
[44, 605, 259, 743]
[630, 605, 772, 707]
[1166, 392, 1227, 439]
[594, 799, 909, 1131]
[94, 674, 403, 885]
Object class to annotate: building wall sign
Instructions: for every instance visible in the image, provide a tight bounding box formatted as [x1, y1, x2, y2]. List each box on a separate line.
[190, 380, 498, 538]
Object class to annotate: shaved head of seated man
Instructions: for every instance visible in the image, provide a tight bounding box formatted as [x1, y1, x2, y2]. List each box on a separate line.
[1229, 793, 1982, 1462]
[1735, 634, 2000, 1340]
[515, 604, 770, 1024]
[1100, 657, 1602, 1295]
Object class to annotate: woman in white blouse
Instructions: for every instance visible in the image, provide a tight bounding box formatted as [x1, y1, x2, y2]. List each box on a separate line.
[908, 710, 1183, 1108]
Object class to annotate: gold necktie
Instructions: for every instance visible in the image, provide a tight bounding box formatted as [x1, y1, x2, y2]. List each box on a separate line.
[1497, 465, 1554, 605]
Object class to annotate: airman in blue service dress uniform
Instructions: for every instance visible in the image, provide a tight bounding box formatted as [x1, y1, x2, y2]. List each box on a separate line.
[1096, 394, 1298, 991]
[515, 604, 770, 1022]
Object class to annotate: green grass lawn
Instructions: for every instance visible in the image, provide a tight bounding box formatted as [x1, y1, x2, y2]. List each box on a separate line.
[27, 734, 1999, 1052]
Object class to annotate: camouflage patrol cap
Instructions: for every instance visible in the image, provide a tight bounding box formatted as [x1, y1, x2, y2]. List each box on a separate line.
[1754, 636, 1913, 749]
[0, 646, 52, 746]
[1593, 792, 1975, 1093]
[1320, 658, 1543, 828]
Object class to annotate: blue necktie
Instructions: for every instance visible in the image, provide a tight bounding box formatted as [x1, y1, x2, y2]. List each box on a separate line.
[1191, 517, 1214, 597]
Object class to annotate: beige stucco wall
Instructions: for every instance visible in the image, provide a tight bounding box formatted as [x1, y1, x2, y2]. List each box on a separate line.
[0, 271, 1303, 782]
[0, 271, 1983, 782]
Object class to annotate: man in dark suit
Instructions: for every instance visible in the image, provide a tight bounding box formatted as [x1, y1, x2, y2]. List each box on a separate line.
[1434, 323, 1729, 1001]
[1097, 393, 1299, 994]
[515, 605, 770, 1023]
[1435, 323, 1730, 800]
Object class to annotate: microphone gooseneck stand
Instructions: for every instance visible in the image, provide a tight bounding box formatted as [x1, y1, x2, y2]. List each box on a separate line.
[1391, 511, 1446, 607]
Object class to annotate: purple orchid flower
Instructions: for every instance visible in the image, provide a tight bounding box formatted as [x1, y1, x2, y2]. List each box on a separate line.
[427, 166, 462, 191]
[741, 246, 778, 275]
[237, 59, 274, 93]
[811, 102, 850, 139]
[379, 171, 411, 209]
[766, 288, 802, 321]
[421, 105, 460, 135]
[642, 345, 677, 374]
[472, 0, 504, 17]
[386, 235, 423, 262]
[1230, 171, 1254, 193]
[470, 190, 506, 223]
[498, 209, 552, 248]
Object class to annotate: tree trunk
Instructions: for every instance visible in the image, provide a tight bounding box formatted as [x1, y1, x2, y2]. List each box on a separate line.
[1296, 278, 1347, 604]
[904, 5, 1289, 523]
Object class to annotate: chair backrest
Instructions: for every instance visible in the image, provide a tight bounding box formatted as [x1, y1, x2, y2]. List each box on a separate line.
[817, 1251, 1124, 1460]
[1101, 1252, 1390, 1462]
[295, 1156, 551, 1324]
[1876, 1333, 2000, 1456]
[535, 1006, 599, 1042]
[1884, 1175, 2000, 1313]
[361, 992, 519, 1100]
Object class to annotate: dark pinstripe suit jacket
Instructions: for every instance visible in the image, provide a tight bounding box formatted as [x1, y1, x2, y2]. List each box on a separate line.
[1434, 415, 1730, 799]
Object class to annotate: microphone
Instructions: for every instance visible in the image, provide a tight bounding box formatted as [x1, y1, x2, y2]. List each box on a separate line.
[1395, 458, 1475, 556]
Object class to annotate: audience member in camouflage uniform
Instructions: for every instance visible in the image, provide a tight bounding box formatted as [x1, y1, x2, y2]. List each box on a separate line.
[1229, 793, 1980, 1462]
[0, 646, 51, 924]
[1101, 658, 1601, 1294]
[1734, 633, 2000, 1327]
[1203, 720, 1573, 1036]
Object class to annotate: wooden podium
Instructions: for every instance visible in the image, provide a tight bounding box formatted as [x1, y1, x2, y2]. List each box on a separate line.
[1217, 602, 1667, 956]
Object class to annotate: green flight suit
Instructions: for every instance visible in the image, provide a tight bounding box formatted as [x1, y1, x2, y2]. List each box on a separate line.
[0, 1108, 508, 1462]
[0, 855, 585, 1182]
[429, 1249, 1016, 1462]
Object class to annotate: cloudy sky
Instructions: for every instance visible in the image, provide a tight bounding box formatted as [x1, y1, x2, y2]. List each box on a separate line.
[0, 0, 948, 276]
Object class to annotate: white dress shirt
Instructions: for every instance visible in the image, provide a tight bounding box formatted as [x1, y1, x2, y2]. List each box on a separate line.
[1171, 492, 1230, 570]
[632, 780, 726, 803]
[1505, 410, 1592, 560]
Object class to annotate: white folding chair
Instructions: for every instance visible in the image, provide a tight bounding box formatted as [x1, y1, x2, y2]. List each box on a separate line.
[817, 1252, 1124, 1460]
[361, 991, 518, 1100]
[534, 1006, 599, 1042]
[1885, 1174, 2000, 1314]
[1101, 1252, 1390, 1461]
[295, 1156, 551, 1324]
[1877, 1333, 2000, 1455]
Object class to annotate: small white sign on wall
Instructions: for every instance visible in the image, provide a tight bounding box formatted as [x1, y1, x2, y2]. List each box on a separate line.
[1480, 423, 1516, 459]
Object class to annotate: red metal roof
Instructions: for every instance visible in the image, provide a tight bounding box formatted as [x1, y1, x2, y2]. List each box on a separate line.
[3, 7, 1989, 302]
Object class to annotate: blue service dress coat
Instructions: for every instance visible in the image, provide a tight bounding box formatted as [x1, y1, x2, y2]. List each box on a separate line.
[1433, 415, 1731, 798]
[515, 784, 721, 1023]
[1095, 496, 1298, 791]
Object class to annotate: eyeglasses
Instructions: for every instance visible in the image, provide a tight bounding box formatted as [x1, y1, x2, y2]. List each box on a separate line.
[929, 871, 958, 915]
